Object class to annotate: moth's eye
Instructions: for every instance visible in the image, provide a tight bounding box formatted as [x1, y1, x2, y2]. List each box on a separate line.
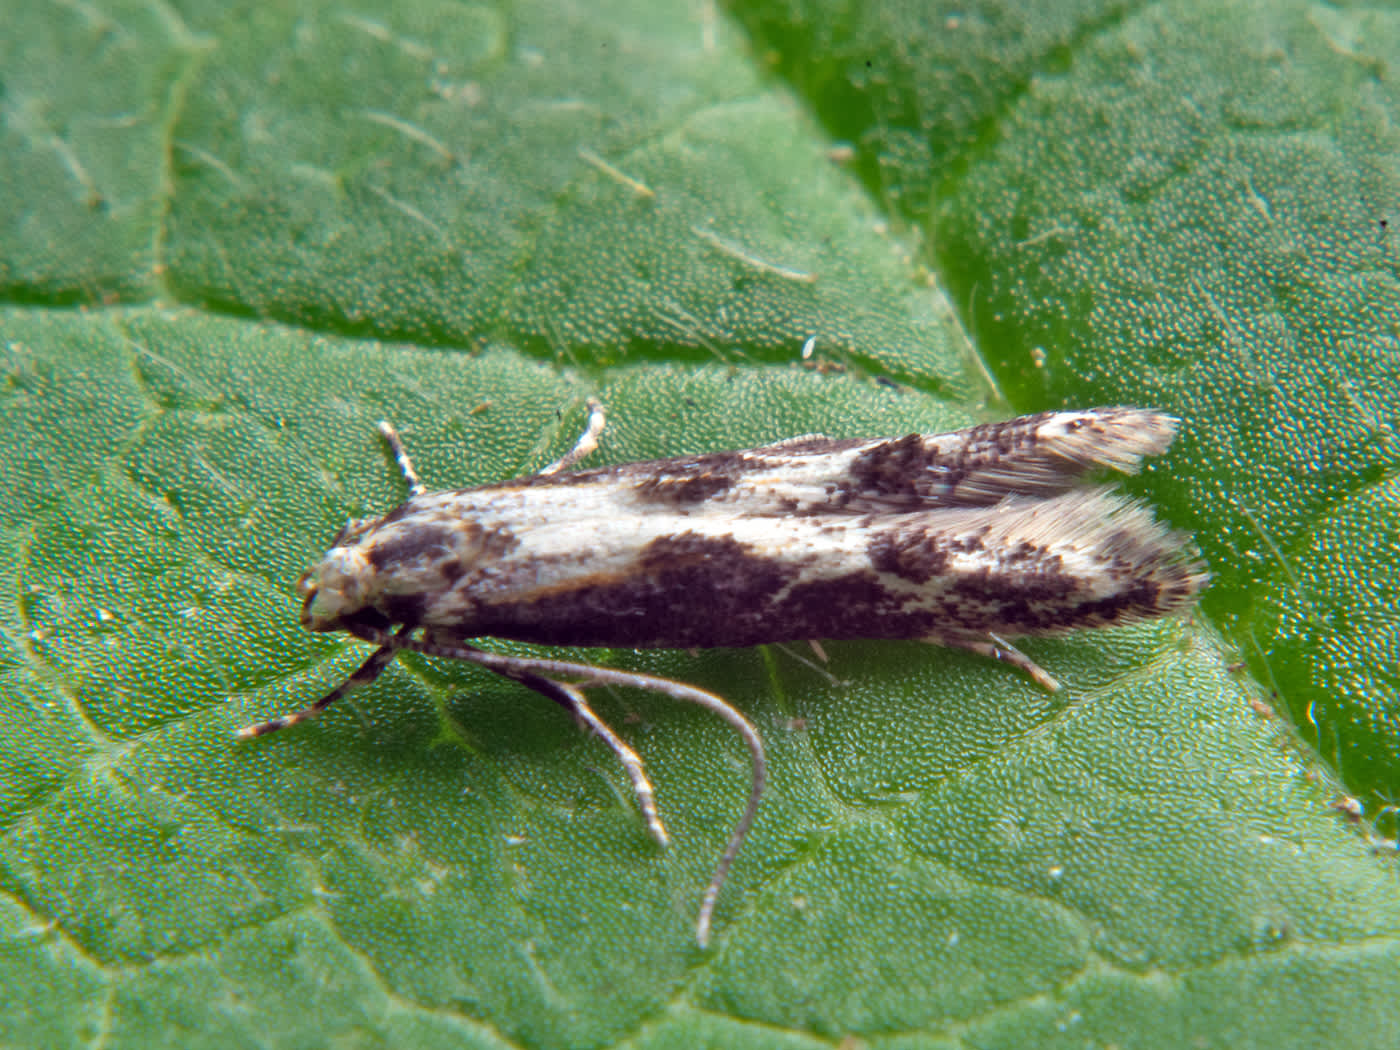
[295, 570, 316, 599]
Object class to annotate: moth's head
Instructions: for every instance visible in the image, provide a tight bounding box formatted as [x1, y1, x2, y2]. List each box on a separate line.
[297, 522, 383, 635]
[297, 502, 511, 636]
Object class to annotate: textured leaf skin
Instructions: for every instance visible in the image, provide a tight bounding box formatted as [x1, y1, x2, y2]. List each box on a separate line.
[2, 1, 1399, 1047]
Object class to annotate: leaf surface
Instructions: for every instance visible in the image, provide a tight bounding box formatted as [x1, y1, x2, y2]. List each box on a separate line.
[2, 1, 1398, 1048]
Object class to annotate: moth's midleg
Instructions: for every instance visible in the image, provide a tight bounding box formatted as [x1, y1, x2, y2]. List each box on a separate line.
[396, 631, 766, 949]
[505, 669, 669, 847]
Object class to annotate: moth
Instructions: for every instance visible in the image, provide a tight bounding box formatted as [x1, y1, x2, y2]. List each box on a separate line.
[241, 401, 1207, 946]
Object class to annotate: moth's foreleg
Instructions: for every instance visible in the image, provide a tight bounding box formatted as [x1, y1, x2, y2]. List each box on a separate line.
[500, 668, 669, 847]
[540, 397, 606, 475]
[938, 632, 1063, 693]
[238, 642, 400, 739]
[376, 421, 427, 498]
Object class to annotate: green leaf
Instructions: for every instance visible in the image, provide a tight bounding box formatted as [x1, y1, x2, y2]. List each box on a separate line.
[739, 0, 1400, 798]
[3, 1, 1398, 1048]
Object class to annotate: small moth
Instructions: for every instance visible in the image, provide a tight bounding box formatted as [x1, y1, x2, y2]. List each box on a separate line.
[241, 402, 1206, 945]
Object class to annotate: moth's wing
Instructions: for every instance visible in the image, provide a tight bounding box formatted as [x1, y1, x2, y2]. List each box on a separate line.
[836, 408, 1182, 511]
[679, 487, 1205, 637]
[869, 488, 1209, 635]
[601, 487, 1206, 647]
[676, 408, 1181, 515]
[475, 408, 1180, 518]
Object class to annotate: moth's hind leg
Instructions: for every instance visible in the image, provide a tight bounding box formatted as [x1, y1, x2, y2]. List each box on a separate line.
[935, 632, 1062, 693]
[540, 397, 606, 475]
